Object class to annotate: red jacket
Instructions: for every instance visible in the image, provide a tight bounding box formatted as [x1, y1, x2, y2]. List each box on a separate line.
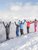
[27, 22, 31, 27]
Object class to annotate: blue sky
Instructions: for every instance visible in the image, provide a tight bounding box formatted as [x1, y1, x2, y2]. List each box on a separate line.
[0, 0, 38, 11]
[0, 0, 38, 21]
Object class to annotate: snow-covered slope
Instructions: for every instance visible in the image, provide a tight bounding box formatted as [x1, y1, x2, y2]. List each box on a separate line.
[0, 32, 38, 50]
[0, 22, 38, 43]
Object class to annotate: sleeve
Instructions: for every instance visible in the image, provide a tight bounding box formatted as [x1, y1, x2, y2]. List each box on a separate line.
[22, 20, 26, 24]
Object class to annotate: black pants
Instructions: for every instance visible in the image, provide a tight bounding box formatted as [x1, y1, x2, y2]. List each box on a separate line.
[27, 27, 29, 33]
[20, 29, 23, 35]
[6, 32, 9, 40]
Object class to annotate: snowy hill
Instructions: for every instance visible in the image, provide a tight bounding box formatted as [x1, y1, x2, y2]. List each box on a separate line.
[0, 32, 38, 50]
[0, 21, 38, 43]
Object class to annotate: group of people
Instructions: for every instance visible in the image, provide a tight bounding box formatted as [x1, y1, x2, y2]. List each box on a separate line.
[15, 19, 38, 37]
[0, 19, 38, 40]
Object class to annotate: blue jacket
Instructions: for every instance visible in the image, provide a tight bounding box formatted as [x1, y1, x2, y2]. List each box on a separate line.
[20, 23, 24, 29]
[18, 20, 25, 29]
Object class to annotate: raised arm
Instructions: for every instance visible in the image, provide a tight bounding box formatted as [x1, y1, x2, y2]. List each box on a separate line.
[31, 21, 35, 23]
[2, 22, 5, 27]
[14, 22, 17, 26]
[31, 20, 38, 23]
[18, 20, 20, 24]
[8, 21, 11, 27]
[22, 20, 26, 24]
[36, 20, 38, 22]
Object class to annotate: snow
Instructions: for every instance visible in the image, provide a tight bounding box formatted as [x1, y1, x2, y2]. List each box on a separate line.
[0, 22, 35, 43]
[0, 23, 6, 42]
[0, 32, 38, 50]
[0, 21, 38, 50]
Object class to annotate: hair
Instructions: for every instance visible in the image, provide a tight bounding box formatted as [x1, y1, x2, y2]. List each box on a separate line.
[35, 19, 37, 21]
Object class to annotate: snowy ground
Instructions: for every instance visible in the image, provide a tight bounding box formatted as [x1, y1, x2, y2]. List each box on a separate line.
[0, 22, 38, 43]
[0, 23, 38, 42]
[0, 21, 38, 50]
[0, 32, 38, 50]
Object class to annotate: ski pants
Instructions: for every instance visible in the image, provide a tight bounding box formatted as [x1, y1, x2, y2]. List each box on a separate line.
[27, 27, 29, 33]
[20, 29, 23, 35]
[16, 29, 19, 37]
[6, 32, 9, 40]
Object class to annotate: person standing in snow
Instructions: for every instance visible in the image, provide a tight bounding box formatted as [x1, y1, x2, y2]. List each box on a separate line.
[19, 20, 26, 35]
[34, 19, 37, 32]
[26, 20, 33, 33]
[26, 21, 31, 33]
[15, 22, 19, 37]
[3, 21, 11, 40]
[32, 19, 38, 32]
